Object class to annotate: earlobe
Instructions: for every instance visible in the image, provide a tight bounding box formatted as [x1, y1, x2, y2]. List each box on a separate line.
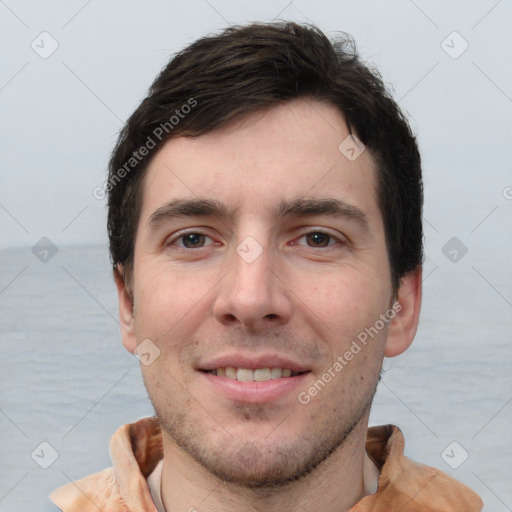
[384, 267, 422, 357]
[114, 264, 138, 354]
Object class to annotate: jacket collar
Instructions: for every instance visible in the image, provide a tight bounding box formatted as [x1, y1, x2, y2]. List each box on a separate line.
[50, 416, 483, 511]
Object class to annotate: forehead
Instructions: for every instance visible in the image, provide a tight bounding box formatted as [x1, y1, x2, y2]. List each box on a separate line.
[138, 98, 380, 226]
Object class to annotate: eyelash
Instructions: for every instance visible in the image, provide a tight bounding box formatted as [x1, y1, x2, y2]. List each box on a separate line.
[166, 229, 343, 250]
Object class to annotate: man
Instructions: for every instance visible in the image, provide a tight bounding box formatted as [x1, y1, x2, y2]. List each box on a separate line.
[50, 21, 483, 511]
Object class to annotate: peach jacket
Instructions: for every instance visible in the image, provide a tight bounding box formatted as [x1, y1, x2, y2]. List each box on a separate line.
[50, 417, 483, 511]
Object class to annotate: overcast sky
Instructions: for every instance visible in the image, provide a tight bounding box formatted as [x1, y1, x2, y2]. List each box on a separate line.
[1, 0, 511, 256]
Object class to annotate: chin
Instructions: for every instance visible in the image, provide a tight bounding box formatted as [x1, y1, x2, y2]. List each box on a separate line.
[159, 405, 368, 490]
[192, 439, 325, 489]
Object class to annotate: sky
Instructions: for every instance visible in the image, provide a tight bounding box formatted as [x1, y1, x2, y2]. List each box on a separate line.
[1, 0, 511, 255]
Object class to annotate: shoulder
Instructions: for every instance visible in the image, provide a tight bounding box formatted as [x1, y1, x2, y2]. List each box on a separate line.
[49, 467, 120, 511]
[363, 425, 483, 512]
[49, 416, 162, 512]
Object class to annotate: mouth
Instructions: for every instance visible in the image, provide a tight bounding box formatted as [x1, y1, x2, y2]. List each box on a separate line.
[197, 356, 312, 403]
[202, 367, 306, 381]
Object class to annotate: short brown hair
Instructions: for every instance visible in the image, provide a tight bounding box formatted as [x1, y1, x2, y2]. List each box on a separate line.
[107, 21, 423, 295]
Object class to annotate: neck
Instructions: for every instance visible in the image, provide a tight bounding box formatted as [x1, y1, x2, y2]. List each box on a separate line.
[160, 416, 379, 512]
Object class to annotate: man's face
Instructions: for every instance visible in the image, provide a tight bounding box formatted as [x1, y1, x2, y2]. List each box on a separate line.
[118, 99, 413, 486]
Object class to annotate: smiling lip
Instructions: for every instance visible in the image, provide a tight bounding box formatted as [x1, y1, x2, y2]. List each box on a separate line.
[200, 371, 310, 403]
[197, 354, 310, 373]
[196, 354, 311, 403]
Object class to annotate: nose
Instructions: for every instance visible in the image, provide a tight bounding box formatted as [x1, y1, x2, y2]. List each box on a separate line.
[212, 238, 293, 331]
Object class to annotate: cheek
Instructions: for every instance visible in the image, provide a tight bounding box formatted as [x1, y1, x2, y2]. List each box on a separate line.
[295, 264, 390, 341]
[133, 260, 206, 335]
[133, 262, 214, 390]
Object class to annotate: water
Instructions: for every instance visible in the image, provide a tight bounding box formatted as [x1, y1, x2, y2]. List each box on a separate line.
[1, 245, 511, 511]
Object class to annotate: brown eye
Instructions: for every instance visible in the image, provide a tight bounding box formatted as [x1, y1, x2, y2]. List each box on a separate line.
[165, 230, 220, 252]
[180, 233, 206, 248]
[305, 232, 332, 247]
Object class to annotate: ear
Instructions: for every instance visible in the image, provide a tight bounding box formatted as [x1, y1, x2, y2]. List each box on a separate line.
[114, 264, 138, 354]
[384, 266, 422, 357]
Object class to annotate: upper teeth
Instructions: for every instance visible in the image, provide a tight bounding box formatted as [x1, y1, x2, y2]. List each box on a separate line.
[210, 367, 293, 381]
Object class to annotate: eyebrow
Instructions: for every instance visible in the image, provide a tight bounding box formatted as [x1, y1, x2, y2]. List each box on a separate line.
[277, 198, 369, 229]
[147, 199, 236, 229]
[146, 197, 369, 231]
